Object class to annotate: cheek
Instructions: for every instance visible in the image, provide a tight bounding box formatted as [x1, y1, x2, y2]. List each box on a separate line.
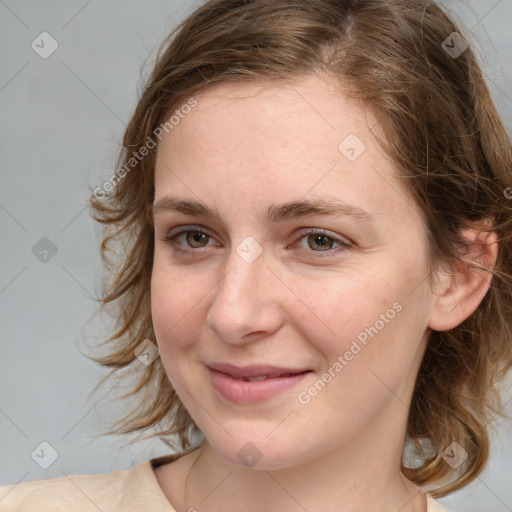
[293, 271, 398, 353]
[298, 264, 424, 377]
[150, 261, 204, 357]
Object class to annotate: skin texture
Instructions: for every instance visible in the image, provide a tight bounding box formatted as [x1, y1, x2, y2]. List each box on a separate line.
[150, 74, 498, 512]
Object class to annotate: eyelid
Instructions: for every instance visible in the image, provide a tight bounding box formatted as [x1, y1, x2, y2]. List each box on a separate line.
[163, 224, 216, 241]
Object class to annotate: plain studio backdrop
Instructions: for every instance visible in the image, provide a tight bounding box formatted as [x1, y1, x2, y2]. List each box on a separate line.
[0, 1, 511, 511]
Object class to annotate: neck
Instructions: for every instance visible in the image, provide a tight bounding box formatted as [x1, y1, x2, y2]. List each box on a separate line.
[183, 416, 426, 512]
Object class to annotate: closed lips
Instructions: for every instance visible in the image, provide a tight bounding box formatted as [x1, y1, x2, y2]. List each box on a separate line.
[226, 372, 307, 382]
[207, 363, 312, 380]
[207, 364, 314, 403]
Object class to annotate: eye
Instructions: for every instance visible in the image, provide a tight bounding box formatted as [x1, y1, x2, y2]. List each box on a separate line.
[162, 226, 218, 255]
[162, 226, 352, 258]
[291, 228, 352, 258]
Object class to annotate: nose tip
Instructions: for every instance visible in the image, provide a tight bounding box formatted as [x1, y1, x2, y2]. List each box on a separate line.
[206, 245, 282, 345]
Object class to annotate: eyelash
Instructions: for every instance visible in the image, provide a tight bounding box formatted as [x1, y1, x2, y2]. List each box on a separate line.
[162, 226, 352, 258]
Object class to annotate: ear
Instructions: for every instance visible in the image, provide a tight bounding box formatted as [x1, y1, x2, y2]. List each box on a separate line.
[428, 220, 498, 331]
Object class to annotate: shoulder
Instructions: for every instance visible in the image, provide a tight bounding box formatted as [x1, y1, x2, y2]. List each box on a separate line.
[0, 467, 127, 511]
[0, 451, 191, 512]
[0, 461, 141, 512]
[0, 449, 195, 511]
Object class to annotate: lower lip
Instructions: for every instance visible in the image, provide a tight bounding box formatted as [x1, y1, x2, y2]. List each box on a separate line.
[208, 368, 312, 404]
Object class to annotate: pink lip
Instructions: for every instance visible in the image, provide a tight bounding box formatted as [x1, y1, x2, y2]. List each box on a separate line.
[207, 364, 312, 404]
[207, 362, 309, 379]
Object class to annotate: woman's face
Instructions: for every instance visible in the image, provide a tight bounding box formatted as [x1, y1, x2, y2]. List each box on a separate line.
[151, 74, 437, 469]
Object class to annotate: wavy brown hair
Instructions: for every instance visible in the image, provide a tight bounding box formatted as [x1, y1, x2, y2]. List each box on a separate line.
[85, 0, 512, 498]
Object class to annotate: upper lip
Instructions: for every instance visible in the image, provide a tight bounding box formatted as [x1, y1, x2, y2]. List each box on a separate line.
[207, 362, 311, 379]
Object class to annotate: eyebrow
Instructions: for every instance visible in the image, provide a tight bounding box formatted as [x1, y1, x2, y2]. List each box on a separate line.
[151, 195, 376, 224]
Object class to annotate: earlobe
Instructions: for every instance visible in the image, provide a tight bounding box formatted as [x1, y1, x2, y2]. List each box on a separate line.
[427, 224, 498, 332]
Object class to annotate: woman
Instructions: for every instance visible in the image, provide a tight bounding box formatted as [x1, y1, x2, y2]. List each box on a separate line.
[1, 0, 511, 511]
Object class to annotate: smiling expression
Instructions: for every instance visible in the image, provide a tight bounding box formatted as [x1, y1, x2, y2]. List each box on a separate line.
[150, 73, 437, 469]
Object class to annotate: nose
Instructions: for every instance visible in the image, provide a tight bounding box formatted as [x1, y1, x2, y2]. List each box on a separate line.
[206, 241, 284, 345]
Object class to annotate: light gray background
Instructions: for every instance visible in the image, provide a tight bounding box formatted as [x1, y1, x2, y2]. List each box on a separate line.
[1, 1, 511, 510]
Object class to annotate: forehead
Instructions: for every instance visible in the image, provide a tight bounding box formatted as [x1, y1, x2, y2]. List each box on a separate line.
[164, 76, 372, 156]
[153, 75, 420, 227]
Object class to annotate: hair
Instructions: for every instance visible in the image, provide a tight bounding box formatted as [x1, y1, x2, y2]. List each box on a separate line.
[85, 0, 512, 498]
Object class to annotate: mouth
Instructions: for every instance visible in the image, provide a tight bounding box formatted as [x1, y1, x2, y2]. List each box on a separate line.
[206, 363, 313, 403]
[221, 371, 309, 382]
[206, 362, 312, 379]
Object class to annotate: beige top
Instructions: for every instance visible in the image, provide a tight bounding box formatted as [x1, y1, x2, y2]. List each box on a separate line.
[0, 451, 452, 511]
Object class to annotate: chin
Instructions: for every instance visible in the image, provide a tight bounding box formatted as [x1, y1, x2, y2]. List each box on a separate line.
[207, 432, 313, 471]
